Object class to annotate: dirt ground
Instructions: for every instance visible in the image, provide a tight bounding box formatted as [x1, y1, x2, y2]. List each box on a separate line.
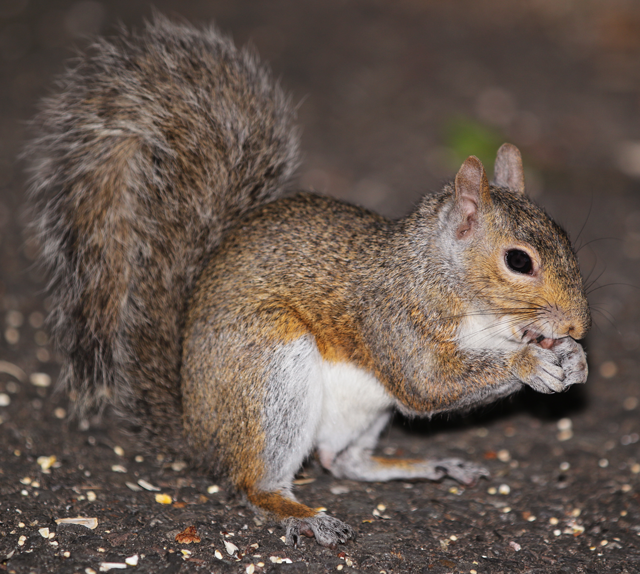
[1, 1, 640, 573]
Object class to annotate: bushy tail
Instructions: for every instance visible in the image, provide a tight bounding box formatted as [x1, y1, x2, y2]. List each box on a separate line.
[26, 16, 299, 451]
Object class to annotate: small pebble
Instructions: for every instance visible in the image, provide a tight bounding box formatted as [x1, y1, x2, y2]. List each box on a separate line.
[0, 393, 10, 407]
[559, 461, 570, 471]
[599, 458, 609, 468]
[54, 408, 66, 419]
[554, 529, 561, 536]
[125, 555, 139, 566]
[498, 484, 510, 495]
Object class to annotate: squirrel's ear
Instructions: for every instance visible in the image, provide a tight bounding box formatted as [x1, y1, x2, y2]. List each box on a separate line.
[454, 156, 490, 238]
[493, 143, 525, 194]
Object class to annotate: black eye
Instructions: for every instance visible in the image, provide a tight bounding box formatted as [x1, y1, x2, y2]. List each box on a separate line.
[505, 249, 533, 274]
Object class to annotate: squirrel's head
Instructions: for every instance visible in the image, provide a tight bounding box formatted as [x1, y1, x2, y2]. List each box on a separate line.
[439, 144, 591, 347]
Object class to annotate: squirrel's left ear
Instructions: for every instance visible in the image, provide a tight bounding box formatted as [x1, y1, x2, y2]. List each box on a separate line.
[493, 143, 525, 194]
[454, 156, 491, 239]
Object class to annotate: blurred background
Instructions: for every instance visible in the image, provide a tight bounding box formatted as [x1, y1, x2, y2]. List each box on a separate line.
[2, 0, 639, 379]
[1, 0, 639, 422]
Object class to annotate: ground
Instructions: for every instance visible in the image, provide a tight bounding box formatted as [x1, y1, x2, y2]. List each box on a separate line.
[1, 1, 640, 573]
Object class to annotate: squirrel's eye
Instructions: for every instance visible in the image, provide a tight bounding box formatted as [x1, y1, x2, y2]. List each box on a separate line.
[505, 249, 533, 274]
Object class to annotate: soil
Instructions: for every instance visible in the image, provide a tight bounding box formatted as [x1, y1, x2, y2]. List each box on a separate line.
[1, 1, 640, 573]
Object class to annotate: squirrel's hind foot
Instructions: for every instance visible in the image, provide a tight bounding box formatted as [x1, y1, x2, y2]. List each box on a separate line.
[284, 514, 355, 548]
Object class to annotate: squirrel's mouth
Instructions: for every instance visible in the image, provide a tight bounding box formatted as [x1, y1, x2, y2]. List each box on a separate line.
[521, 328, 557, 350]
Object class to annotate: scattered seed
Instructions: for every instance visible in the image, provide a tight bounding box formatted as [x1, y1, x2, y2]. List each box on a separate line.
[497, 450, 511, 462]
[622, 484, 632, 492]
[155, 494, 172, 504]
[34, 331, 49, 346]
[377, 504, 387, 512]
[571, 508, 582, 517]
[224, 540, 239, 555]
[134, 455, 144, 463]
[632, 463, 640, 474]
[29, 312, 44, 329]
[63, 551, 71, 558]
[125, 555, 139, 566]
[29, 372, 51, 388]
[557, 418, 572, 431]
[0, 360, 26, 381]
[207, 485, 220, 494]
[113, 446, 124, 457]
[87, 491, 96, 502]
[38, 527, 49, 538]
[623, 396, 638, 410]
[0, 393, 10, 407]
[99, 562, 127, 571]
[599, 361, 617, 379]
[6, 310, 23, 328]
[37, 455, 56, 471]
[498, 484, 510, 495]
[330, 485, 350, 495]
[18, 535, 26, 546]
[599, 459, 609, 468]
[138, 479, 160, 492]
[55, 517, 98, 529]
[36, 348, 50, 362]
[171, 460, 187, 471]
[214, 550, 223, 559]
[111, 465, 126, 473]
[554, 529, 561, 536]
[487, 487, 497, 495]
[601, 539, 608, 546]
[502, 507, 511, 513]
[5, 328, 19, 344]
[292, 477, 316, 485]
[54, 408, 66, 419]
[246, 565, 255, 574]
[509, 541, 521, 551]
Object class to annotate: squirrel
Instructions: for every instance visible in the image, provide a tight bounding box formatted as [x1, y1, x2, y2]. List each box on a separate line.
[26, 16, 591, 548]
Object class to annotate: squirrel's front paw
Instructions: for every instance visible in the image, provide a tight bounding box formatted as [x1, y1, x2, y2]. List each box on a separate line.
[284, 514, 355, 548]
[521, 344, 565, 394]
[553, 337, 588, 387]
[522, 338, 588, 394]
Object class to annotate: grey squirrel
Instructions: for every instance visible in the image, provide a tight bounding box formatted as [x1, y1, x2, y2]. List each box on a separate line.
[27, 16, 591, 548]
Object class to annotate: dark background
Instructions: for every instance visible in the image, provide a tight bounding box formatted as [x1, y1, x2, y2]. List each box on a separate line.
[1, 1, 639, 573]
